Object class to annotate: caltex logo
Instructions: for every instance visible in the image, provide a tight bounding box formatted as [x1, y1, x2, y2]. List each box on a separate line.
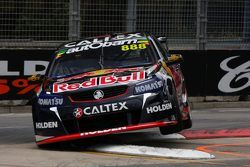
[73, 108, 83, 119]
[93, 90, 104, 100]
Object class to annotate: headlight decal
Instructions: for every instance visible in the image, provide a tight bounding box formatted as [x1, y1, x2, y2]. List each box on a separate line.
[134, 78, 163, 94]
[50, 107, 62, 121]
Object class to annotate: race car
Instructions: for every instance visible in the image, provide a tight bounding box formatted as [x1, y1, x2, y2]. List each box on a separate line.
[31, 32, 192, 147]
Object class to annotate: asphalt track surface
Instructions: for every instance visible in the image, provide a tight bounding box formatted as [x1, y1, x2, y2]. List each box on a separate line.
[0, 108, 250, 167]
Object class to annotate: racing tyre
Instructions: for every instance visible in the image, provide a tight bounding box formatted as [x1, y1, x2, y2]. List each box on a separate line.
[159, 107, 183, 135]
[183, 113, 192, 129]
[181, 85, 192, 130]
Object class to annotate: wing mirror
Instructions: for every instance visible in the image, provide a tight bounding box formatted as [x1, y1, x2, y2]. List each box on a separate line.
[28, 74, 44, 82]
[167, 54, 184, 65]
[157, 36, 167, 43]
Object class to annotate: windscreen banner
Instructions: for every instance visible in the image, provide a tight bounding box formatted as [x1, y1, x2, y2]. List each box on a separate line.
[0, 49, 249, 100]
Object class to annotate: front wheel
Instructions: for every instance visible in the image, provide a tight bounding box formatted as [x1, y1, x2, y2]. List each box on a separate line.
[159, 80, 183, 135]
[159, 119, 183, 135]
[183, 113, 192, 129]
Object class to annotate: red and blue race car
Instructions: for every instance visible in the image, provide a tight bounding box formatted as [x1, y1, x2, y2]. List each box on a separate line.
[31, 32, 192, 147]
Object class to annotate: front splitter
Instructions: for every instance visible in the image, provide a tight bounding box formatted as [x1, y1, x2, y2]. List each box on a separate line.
[37, 120, 177, 145]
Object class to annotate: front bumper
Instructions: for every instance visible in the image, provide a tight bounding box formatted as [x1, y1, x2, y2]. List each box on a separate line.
[33, 92, 176, 145]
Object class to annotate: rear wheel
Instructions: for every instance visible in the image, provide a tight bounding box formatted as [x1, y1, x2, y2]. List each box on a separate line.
[181, 83, 192, 130]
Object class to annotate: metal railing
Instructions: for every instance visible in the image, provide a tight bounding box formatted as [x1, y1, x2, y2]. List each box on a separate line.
[0, 0, 249, 49]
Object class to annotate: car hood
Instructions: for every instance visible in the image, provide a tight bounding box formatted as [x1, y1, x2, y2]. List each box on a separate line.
[50, 67, 149, 94]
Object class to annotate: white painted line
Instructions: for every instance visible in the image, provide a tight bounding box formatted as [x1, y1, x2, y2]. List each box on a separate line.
[0, 126, 30, 129]
[88, 145, 215, 159]
[118, 132, 186, 142]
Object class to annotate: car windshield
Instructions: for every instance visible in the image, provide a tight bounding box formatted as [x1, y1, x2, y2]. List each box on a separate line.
[49, 37, 156, 78]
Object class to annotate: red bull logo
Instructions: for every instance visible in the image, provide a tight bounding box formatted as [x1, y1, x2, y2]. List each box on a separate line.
[53, 71, 145, 93]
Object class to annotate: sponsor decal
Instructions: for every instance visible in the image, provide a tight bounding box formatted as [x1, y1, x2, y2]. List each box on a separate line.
[63, 33, 147, 54]
[93, 90, 104, 100]
[146, 102, 172, 114]
[35, 122, 58, 129]
[121, 43, 148, 51]
[64, 33, 143, 48]
[55, 49, 67, 59]
[80, 127, 127, 136]
[53, 71, 145, 93]
[66, 39, 138, 54]
[218, 56, 250, 93]
[38, 97, 63, 106]
[73, 108, 84, 119]
[135, 80, 163, 94]
[61, 33, 149, 54]
[77, 102, 128, 116]
[137, 39, 149, 44]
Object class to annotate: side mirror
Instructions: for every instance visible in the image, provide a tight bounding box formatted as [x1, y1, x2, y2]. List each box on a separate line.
[167, 54, 183, 65]
[157, 37, 167, 43]
[28, 74, 44, 82]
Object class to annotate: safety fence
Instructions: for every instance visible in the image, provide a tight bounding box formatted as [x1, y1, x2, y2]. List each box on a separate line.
[0, 0, 249, 49]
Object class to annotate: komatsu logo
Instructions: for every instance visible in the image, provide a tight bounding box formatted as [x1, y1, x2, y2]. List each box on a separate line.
[38, 97, 63, 106]
[135, 80, 163, 94]
[146, 103, 172, 114]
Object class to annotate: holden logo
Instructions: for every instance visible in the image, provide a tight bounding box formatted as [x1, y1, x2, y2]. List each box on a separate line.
[73, 108, 83, 119]
[93, 90, 104, 100]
